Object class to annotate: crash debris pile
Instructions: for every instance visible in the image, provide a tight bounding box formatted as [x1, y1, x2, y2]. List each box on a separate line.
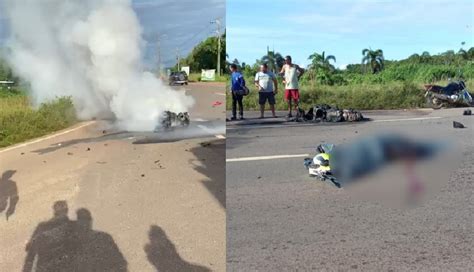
[295, 104, 364, 123]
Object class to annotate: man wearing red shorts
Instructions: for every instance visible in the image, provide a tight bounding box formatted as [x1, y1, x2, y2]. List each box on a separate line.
[280, 56, 305, 118]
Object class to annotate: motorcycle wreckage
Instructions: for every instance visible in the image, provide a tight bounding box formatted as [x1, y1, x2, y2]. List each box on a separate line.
[424, 80, 472, 109]
[154, 111, 190, 132]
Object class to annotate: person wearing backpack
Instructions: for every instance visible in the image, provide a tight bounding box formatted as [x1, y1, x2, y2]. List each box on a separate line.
[229, 64, 246, 120]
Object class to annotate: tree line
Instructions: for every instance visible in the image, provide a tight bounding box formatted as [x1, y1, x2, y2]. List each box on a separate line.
[174, 33, 226, 74]
[231, 46, 474, 86]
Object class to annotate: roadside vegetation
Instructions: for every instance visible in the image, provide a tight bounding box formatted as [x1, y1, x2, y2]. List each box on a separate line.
[173, 33, 226, 80]
[188, 72, 228, 83]
[1, 59, 76, 148]
[226, 46, 474, 110]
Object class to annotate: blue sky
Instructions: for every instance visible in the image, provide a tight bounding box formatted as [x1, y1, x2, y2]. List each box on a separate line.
[0, 0, 225, 68]
[227, 0, 473, 69]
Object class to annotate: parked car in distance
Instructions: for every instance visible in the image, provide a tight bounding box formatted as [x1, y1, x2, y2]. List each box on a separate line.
[169, 71, 188, 86]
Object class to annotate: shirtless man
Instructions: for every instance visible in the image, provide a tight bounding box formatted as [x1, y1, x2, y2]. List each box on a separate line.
[279, 55, 304, 118]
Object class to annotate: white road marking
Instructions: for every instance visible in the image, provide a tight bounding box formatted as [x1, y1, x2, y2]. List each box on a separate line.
[215, 134, 226, 139]
[373, 116, 443, 123]
[0, 121, 96, 154]
[227, 154, 309, 162]
[193, 118, 208, 122]
[214, 92, 226, 96]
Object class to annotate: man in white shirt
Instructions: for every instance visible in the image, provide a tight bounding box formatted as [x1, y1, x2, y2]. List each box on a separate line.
[255, 63, 278, 118]
[279, 55, 304, 118]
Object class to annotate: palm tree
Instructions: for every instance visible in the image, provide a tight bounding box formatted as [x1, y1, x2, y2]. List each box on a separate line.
[261, 51, 284, 73]
[306, 51, 336, 86]
[408, 53, 421, 64]
[457, 49, 468, 60]
[468, 47, 474, 59]
[421, 51, 431, 63]
[441, 50, 455, 65]
[308, 51, 336, 71]
[362, 48, 384, 74]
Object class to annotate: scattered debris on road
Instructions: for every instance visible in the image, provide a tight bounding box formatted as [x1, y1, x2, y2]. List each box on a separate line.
[212, 101, 223, 107]
[141, 174, 145, 177]
[96, 161, 107, 164]
[67, 152, 73, 155]
[102, 130, 107, 134]
[463, 109, 471, 115]
[453, 121, 465, 128]
[86, 147, 91, 151]
[20, 152, 24, 155]
[200, 142, 211, 147]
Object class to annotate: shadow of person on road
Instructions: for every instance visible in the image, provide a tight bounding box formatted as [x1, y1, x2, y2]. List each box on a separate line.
[73, 208, 128, 271]
[23, 201, 75, 272]
[23, 201, 127, 272]
[188, 139, 225, 208]
[144, 225, 211, 272]
[0, 170, 19, 221]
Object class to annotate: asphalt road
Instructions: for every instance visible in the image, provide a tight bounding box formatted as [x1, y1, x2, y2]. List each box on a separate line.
[0, 82, 226, 271]
[226, 108, 473, 271]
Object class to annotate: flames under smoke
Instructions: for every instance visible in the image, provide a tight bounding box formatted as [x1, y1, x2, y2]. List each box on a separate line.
[4, 0, 194, 131]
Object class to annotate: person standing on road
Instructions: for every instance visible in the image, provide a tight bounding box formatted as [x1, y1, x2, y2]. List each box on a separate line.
[255, 63, 278, 118]
[229, 64, 245, 120]
[279, 55, 304, 118]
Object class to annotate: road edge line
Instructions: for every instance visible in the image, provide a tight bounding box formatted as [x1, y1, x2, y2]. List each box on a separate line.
[0, 121, 96, 154]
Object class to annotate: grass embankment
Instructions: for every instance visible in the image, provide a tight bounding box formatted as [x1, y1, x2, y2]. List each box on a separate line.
[0, 89, 76, 148]
[225, 79, 474, 111]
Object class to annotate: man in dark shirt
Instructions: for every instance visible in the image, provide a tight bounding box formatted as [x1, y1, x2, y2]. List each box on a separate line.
[230, 64, 246, 120]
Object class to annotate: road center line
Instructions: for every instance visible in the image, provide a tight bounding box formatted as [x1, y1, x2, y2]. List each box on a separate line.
[226, 154, 309, 162]
[215, 134, 226, 139]
[214, 92, 226, 96]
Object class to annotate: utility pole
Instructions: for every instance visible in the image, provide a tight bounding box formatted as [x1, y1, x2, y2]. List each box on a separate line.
[157, 34, 167, 76]
[157, 38, 161, 74]
[211, 18, 222, 76]
[176, 47, 180, 71]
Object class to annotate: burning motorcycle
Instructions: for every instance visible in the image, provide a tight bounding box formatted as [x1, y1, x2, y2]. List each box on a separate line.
[423, 80, 472, 109]
[155, 111, 190, 132]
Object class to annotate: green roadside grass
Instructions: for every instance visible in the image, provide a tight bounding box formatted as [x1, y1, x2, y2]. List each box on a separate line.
[225, 79, 474, 111]
[188, 73, 228, 83]
[0, 89, 76, 148]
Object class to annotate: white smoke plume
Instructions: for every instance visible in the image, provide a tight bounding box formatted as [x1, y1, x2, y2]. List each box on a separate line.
[4, 0, 194, 131]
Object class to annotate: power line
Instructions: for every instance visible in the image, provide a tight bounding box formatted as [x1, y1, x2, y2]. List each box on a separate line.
[176, 24, 213, 50]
